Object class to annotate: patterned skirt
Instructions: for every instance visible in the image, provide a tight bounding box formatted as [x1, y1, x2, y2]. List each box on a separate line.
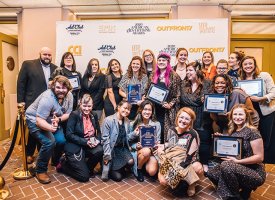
[111, 146, 133, 171]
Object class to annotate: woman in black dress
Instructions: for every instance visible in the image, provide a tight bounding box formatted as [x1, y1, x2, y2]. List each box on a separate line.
[104, 59, 123, 117]
[81, 58, 105, 120]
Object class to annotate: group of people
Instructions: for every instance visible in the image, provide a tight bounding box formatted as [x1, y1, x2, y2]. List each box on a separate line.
[16, 46, 274, 199]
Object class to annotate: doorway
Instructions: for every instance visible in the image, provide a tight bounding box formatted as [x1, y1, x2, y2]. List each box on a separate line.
[0, 33, 18, 140]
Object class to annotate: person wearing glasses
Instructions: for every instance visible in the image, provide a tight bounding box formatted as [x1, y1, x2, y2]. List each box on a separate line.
[216, 59, 238, 87]
[142, 49, 157, 78]
[51, 52, 82, 110]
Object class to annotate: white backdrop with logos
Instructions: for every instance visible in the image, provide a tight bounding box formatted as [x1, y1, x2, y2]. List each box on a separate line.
[56, 19, 229, 75]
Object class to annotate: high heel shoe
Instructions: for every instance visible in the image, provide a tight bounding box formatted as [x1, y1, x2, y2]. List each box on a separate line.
[187, 183, 196, 197]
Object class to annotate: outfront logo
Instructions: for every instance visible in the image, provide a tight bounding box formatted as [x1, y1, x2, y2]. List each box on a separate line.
[127, 23, 150, 35]
[156, 26, 192, 31]
[199, 22, 215, 33]
[68, 45, 82, 56]
[159, 45, 177, 57]
[98, 45, 116, 56]
[66, 24, 84, 35]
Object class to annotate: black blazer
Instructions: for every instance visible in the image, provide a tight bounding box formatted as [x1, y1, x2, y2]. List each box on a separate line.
[17, 59, 57, 108]
[66, 110, 101, 147]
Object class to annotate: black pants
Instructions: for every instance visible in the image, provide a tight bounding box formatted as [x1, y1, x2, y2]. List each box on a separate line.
[62, 143, 103, 182]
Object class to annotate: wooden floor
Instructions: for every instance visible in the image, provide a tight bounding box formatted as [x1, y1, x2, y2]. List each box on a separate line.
[0, 139, 274, 200]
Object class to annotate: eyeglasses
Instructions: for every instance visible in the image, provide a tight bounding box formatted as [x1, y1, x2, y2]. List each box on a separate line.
[217, 68, 228, 70]
[144, 54, 152, 58]
[65, 57, 73, 60]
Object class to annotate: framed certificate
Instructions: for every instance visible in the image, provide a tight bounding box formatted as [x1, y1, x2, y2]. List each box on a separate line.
[68, 76, 80, 90]
[140, 126, 156, 148]
[147, 84, 169, 105]
[127, 84, 141, 104]
[213, 135, 243, 159]
[237, 79, 263, 97]
[203, 94, 229, 113]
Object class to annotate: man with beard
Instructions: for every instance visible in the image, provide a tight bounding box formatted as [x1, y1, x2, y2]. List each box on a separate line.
[17, 47, 57, 164]
[25, 75, 73, 184]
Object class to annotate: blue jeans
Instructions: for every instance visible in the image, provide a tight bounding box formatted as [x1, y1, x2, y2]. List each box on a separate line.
[30, 127, 66, 173]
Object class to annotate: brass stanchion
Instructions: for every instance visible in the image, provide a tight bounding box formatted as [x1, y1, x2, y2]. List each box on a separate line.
[0, 176, 9, 199]
[13, 105, 33, 180]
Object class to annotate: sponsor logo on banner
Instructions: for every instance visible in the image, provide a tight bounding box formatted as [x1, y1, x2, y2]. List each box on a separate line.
[66, 24, 84, 36]
[127, 23, 150, 35]
[68, 45, 82, 56]
[199, 22, 215, 33]
[189, 47, 225, 53]
[132, 45, 143, 56]
[156, 26, 192, 31]
[98, 45, 116, 56]
[98, 25, 116, 33]
[159, 45, 177, 56]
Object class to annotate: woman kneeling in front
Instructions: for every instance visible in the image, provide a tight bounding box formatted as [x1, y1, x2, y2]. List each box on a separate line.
[207, 104, 266, 200]
[158, 107, 203, 197]
[57, 94, 103, 182]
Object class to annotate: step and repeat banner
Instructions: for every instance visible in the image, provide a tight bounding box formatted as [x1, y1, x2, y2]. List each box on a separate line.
[56, 19, 228, 75]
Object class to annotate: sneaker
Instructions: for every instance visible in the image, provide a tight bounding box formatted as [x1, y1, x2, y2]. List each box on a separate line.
[136, 168, 144, 182]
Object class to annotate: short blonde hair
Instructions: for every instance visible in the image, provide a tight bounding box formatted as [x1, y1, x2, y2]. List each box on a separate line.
[175, 107, 196, 128]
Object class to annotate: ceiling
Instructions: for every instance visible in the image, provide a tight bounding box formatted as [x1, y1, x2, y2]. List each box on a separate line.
[0, 0, 275, 36]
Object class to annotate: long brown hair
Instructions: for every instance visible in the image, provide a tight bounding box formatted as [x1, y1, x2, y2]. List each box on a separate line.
[142, 49, 156, 75]
[127, 56, 146, 81]
[239, 56, 260, 80]
[183, 62, 204, 95]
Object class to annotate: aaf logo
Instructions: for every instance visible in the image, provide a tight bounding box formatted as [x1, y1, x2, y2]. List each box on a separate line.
[127, 23, 150, 35]
[159, 45, 177, 57]
[68, 45, 82, 56]
[98, 45, 116, 56]
[199, 22, 215, 33]
[131, 45, 143, 57]
[66, 24, 84, 36]
[98, 25, 116, 33]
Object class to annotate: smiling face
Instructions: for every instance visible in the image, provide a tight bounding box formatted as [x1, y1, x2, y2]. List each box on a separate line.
[118, 102, 131, 118]
[53, 81, 68, 100]
[110, 60, 120, 73]
[131, 59, 141, 73]
[202, 52, 213, 66]
[40, 47, 52, 65]
[242, 58, 255, 76]
[177, 111, 192, 129]
[228, 53, 239, 68]
[214, 76, 227, 94]
[186, 66, 196, 81]
[216, 63, 228, 75]
[177, 50, 188, 64]
[157, 57, 168, 70]
[64, 54, 74, 67]
[144, 51, 153, 64]
[80, 101, 93, 116]
[141, 104, 153, 120]
[232, 107, 246, 127]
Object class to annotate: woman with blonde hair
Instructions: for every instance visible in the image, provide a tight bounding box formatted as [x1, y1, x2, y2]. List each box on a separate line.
[207, 104, 266, 199]
[158, 107, 203, 197]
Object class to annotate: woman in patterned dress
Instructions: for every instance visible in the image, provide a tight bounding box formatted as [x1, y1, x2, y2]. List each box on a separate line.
[207, 104, 266, 200]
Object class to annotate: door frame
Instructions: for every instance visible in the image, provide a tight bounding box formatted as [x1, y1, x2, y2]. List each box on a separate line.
[0, 33, 17, 140]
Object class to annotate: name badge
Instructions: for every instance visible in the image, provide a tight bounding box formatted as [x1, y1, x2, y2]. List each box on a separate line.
[178, 138, 187, 146]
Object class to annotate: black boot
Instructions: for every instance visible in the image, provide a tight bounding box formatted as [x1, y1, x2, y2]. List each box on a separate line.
[136, 168, 144, 182]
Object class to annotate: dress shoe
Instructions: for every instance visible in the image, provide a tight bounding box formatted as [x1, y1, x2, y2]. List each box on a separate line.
[187, 183, 196, 197]
[135, 169, 144, 182]
[27, 156, 34, 164]
[36, 173, 51, 184]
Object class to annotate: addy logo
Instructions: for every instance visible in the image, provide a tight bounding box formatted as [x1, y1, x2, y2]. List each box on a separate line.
[159, 45, 177, 57]
[98, 45, 116, 56]
[66, 24, 84, 35]
[127, 23, 150, 35]
[199, 22, 215, 33]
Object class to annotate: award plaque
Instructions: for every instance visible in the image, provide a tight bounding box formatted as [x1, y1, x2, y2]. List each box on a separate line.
[213, 135, 243, 159]
[237, 79, 263, 97]
[147, 84, 169, 105]
[140, 126, 156, 148]
[127, 84, 141, 104]
[203, 94, 229, 113]
[68, 76, 80, 90]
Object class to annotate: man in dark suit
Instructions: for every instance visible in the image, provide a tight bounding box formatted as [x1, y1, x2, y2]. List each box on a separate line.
[17, 47, 57, 164]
